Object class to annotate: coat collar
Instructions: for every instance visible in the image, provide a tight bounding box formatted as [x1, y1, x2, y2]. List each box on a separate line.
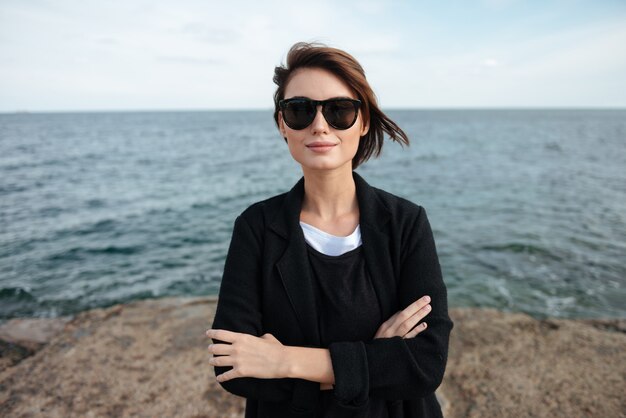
[268, 170, 390, 239]
[269, 170, 397, 347]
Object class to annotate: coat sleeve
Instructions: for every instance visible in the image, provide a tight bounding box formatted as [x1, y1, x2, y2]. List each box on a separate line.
[211, 214, 310, 403]
[327, 206, 454, 408]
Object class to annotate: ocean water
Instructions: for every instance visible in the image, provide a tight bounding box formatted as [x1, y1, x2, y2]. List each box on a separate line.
[1, 109, 625, 323]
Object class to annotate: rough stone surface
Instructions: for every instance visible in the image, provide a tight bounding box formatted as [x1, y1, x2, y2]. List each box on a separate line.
[440, 308, 626, 418]
[0, 317, 73, 374]
[0, 317, 73, 353]
[0, 297, 623, 418]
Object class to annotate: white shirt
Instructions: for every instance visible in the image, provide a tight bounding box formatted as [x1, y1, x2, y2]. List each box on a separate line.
[299, 221, 362, 256]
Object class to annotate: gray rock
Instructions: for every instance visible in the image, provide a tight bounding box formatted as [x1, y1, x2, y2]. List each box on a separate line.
[0, 316, 73, 354]
[0, 299, 623, 418]
[441, 308, 626, 418]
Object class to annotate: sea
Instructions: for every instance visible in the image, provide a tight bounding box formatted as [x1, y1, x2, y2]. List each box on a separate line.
[1, 109, 624, 324]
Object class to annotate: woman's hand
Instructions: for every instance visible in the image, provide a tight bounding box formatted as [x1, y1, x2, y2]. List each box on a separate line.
[206, 329, 287, 383]
[374, 295, 431, 339]
[318, 296, 431, 392]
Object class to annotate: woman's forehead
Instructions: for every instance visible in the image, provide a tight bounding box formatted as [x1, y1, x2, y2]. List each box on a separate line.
[284, 67, 356, 100]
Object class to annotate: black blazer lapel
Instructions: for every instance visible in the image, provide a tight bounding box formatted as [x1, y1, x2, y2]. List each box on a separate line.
[269, 170, 398, 347]
[354, 172, 398, 324]
[271, 175, 321, 347]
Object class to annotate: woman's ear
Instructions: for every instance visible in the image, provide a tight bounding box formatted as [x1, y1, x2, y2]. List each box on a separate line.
[360, 117, 370, 137]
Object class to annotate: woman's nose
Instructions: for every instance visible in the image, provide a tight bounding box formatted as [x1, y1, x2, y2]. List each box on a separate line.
[310, 105, 329, 134]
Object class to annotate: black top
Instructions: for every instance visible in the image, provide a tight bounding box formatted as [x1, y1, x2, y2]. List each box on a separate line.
[211, 171, 453, 418]
[305, 242, 388, 418]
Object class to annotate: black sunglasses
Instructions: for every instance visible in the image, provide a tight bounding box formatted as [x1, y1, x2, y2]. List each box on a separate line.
[279, 97, 362, 130]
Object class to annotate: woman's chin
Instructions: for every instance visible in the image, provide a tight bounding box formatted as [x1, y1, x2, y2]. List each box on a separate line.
[299, 160, 353, 172]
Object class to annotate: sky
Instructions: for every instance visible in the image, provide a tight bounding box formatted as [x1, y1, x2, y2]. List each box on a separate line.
[1, 0, 625, 112]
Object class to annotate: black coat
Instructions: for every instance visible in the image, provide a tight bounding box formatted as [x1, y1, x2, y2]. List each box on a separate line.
[211, 170, 454, 418]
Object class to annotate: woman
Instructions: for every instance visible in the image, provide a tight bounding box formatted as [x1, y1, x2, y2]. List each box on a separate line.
[206, 42, 453, 418]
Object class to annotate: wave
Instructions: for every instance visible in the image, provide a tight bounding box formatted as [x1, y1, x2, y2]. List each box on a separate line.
[47, 245, 143, 261]
[479, 242, 563, 261]
[0, 286, 37, 301]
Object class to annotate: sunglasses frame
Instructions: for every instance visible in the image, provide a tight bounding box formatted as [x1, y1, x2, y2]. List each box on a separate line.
[279, 97, 362, 130]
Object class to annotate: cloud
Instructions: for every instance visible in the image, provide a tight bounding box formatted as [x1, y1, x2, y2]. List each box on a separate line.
[509, 21, 626, 78]
[0, 0, 625, 111]
[482, 58, 500, 67]
[155, 55, 222, 65]
[373, 17, 626, 107]
[178, 23, 240, 44]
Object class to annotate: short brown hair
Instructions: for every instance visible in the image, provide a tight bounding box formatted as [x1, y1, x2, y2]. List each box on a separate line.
[273, 42, 410, 170]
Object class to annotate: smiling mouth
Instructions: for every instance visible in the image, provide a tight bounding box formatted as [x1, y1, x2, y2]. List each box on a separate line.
[307, 144, 336, 148]
[306, 143, 336, 153]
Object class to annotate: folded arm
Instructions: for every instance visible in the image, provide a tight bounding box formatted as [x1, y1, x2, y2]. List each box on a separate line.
[212, 207, 452, 410]
[211, 214, 308, 402]
[325, 206, 454, 409]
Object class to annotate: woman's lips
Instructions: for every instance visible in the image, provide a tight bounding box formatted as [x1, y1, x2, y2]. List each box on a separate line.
[306, 144, 337, 153]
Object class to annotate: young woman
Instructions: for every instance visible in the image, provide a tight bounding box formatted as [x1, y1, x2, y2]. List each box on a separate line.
[207, 42, 453, 418]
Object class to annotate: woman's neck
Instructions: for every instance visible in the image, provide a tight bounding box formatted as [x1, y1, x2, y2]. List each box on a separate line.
[300, 166, 358, 222]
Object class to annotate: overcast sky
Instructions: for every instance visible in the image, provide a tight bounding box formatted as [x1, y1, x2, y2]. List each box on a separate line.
[1, 0, 625, 112]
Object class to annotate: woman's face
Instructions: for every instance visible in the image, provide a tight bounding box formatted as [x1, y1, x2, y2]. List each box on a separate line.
[279, 67, 369, 172]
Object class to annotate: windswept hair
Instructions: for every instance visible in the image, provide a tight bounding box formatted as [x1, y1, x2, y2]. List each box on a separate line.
[273, 41, 410, 170]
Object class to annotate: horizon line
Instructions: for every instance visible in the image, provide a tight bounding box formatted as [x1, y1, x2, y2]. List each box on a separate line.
[2, 105, 626, 115]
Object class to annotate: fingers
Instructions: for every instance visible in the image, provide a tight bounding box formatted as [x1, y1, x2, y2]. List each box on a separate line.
[208, 343, 232, 355]
[396, 296, 431, 324]
[400, 303, 431, 336]
[207, 340, 234, 369]
[392, 296, 431, 336]
[208, 354, 233, 367]
[408, 295, 431, 315]
[403, 321, 427, 339]
[374, 311, 398, 338]
[206, 328, 239, 342]
[374, 295, 432, 339]
[216, 369, 237, 382]
[207, 345, 231, 366]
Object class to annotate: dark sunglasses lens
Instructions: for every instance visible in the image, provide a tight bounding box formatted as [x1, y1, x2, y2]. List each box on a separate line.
[283, 100, 315, 129]
[323, 100, 357, 129]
